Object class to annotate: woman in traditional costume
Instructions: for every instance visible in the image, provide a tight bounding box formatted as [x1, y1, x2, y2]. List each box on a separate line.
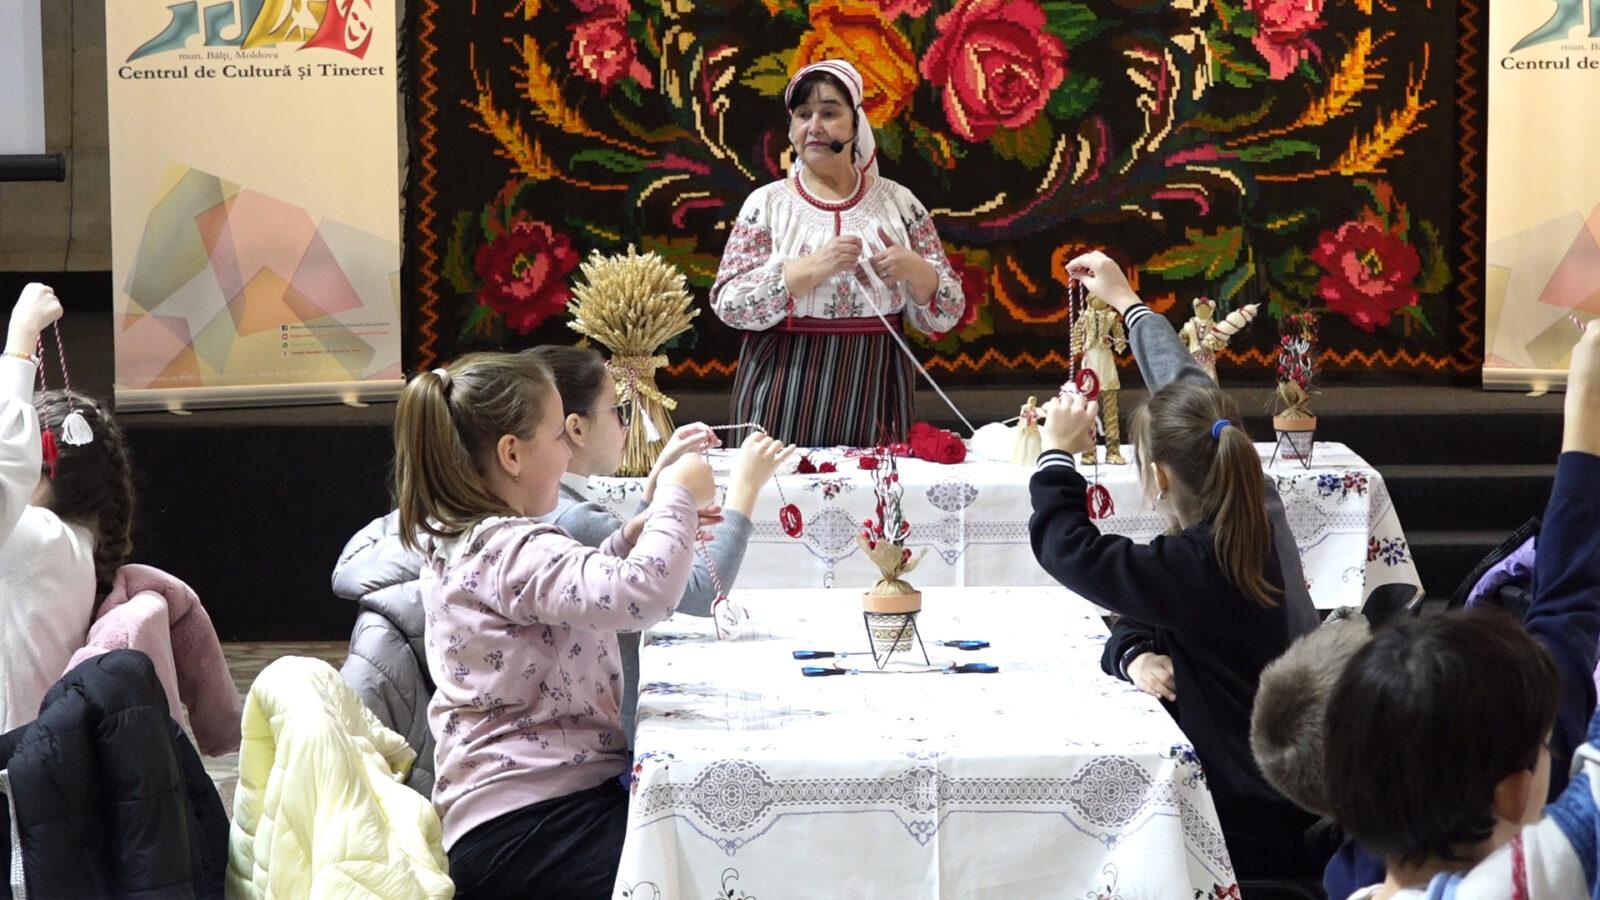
[709, 60, 965, 447]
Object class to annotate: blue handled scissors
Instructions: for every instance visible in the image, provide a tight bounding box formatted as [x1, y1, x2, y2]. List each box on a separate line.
[801, 662, 1000, 676]
[795, 642, 987, 659]
[792, 649, 867, 660]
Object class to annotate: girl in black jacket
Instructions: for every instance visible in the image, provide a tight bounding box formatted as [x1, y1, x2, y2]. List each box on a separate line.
[1029, 250, 1321, 879]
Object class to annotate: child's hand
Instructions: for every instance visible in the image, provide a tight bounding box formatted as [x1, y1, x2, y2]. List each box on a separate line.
[1128, 652, 1177, 702]
[6, 283, 63, 355]
[1040, 393, 1099, 455]
[725, 432, 797, 516]
[623, 504, 722, 544]
[1064, 251, 1140, 314]
[1564, 323, 1600, 456]
[695, 504, 725, 542]
[660, 453, 716, 509]
[643, 423, 717, 501]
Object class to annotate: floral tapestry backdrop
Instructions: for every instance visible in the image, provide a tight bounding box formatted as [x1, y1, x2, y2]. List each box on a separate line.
[409, 0, 1475, 383]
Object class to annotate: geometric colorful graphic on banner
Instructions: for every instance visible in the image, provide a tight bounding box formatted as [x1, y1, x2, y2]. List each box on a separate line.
[121, 165, 390, 388]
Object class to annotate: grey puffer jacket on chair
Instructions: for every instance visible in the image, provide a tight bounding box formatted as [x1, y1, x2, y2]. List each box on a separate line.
[332, 512, 434, 795]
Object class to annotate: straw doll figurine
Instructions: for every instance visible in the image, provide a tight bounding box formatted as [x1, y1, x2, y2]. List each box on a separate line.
[1070, 295, 1127, 465]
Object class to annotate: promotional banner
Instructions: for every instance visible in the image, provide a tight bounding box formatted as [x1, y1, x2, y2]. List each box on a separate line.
[106, 0, 402, 410]
[1485, 1, 1600, 390]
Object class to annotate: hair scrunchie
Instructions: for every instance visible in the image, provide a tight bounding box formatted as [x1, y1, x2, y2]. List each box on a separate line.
[1210, 418, 1231, 441]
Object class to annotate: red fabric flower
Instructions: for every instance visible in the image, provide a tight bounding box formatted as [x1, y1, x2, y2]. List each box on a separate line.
[472, 215, 580, 334]
[919, 0, 1068, 142]
[568, 9, 654, 93]
[1310, 214, 1422, 333]
[859, 455, 880, 470]
[1246, 0, 1325, 80]
[936, 434, 966, 464]
[909, 425, 967, 464]
[818, 461, 838, 473]
[795, 455, 818, 474]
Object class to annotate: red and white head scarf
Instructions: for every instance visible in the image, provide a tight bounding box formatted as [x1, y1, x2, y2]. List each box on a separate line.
[784, 59, 879, 178]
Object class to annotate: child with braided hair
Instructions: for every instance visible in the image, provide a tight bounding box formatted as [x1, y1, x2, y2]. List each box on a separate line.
[1, 284, 137, 731]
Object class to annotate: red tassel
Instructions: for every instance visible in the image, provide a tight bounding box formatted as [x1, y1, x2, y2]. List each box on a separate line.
[40, 429, 59, 480]
[1086, 483, 1114, 520]
[779, 503, 804, 538]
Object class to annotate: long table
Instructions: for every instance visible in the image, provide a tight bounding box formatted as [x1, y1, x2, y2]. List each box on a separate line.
[614, 587, 1240, 899]
[579, 441, 1422, 610]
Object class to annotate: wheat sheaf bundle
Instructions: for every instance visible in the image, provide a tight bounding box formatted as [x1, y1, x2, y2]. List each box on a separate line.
[568, 245, 700, 475]
[568, 245, 699, 355]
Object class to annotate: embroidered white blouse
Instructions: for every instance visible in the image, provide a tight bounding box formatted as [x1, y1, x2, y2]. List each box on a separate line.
[710, 172, 966, 335]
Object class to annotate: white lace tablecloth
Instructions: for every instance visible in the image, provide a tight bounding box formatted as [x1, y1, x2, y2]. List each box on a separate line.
[579, 441, 1421, 610]
[613, 587, 1238, 899]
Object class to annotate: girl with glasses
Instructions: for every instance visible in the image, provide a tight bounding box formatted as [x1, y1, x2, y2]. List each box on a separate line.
[523, 345, 794, 739]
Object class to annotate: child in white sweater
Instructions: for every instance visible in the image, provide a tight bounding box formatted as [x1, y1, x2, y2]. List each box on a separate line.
[0, 284, 137, 731]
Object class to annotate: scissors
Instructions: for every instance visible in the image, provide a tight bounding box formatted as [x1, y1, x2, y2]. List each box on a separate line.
[793, 641, 987, 660]
[931, 639, 990, 651]
[801, 662, 1000, 677]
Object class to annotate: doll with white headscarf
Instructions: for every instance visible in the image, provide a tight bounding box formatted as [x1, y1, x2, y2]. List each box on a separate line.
[709, 59, 967, 448]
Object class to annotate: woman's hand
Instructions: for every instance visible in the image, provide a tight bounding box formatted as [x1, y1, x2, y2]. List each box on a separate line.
[6, 283, 63, 357]
[869, 227, 932, 281]
[1064, 251, 1140, 314]
[1039, 392, 1099, 455]
[725, 432, 797, 517]
[870, 227, 938, 305]
[783, 236, 863, 297]
[813, 235, 864, 279]
[1128, 652, 1177, 702]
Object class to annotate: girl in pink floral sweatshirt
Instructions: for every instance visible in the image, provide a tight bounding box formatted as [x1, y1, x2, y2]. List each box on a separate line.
[394, 352, 714, 899]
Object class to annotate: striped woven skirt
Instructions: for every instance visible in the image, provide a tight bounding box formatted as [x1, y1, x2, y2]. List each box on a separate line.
[730, 316, 914, 448]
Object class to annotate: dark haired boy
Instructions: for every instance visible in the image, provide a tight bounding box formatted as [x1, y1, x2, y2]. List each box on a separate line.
[1315, 324, 1600, 897]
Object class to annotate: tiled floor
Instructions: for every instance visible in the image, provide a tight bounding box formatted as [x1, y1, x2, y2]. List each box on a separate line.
[204, 641, 348, 813]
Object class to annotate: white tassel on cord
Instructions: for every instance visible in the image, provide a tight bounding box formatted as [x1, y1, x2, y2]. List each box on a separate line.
[61, 411, 94, 446]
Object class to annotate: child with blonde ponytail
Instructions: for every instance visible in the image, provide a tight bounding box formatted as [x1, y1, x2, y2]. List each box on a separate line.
[392, 351, 715, 899]
[1029, 251, 1322, 879]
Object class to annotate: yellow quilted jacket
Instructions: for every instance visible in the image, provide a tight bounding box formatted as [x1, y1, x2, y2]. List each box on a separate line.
[226, 656, 454, 898]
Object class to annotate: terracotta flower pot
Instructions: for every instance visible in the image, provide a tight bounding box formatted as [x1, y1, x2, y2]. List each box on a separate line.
[1272, 413, 1318, 462]
[863, 590, 922, 656]
[862, 590, 923, 615]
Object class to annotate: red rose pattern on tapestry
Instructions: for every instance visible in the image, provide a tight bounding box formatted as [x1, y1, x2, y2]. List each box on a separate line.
[918, 0, 1068, 142]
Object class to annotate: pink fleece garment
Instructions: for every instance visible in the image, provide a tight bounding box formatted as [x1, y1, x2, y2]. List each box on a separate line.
[66, 564, 243, 755]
